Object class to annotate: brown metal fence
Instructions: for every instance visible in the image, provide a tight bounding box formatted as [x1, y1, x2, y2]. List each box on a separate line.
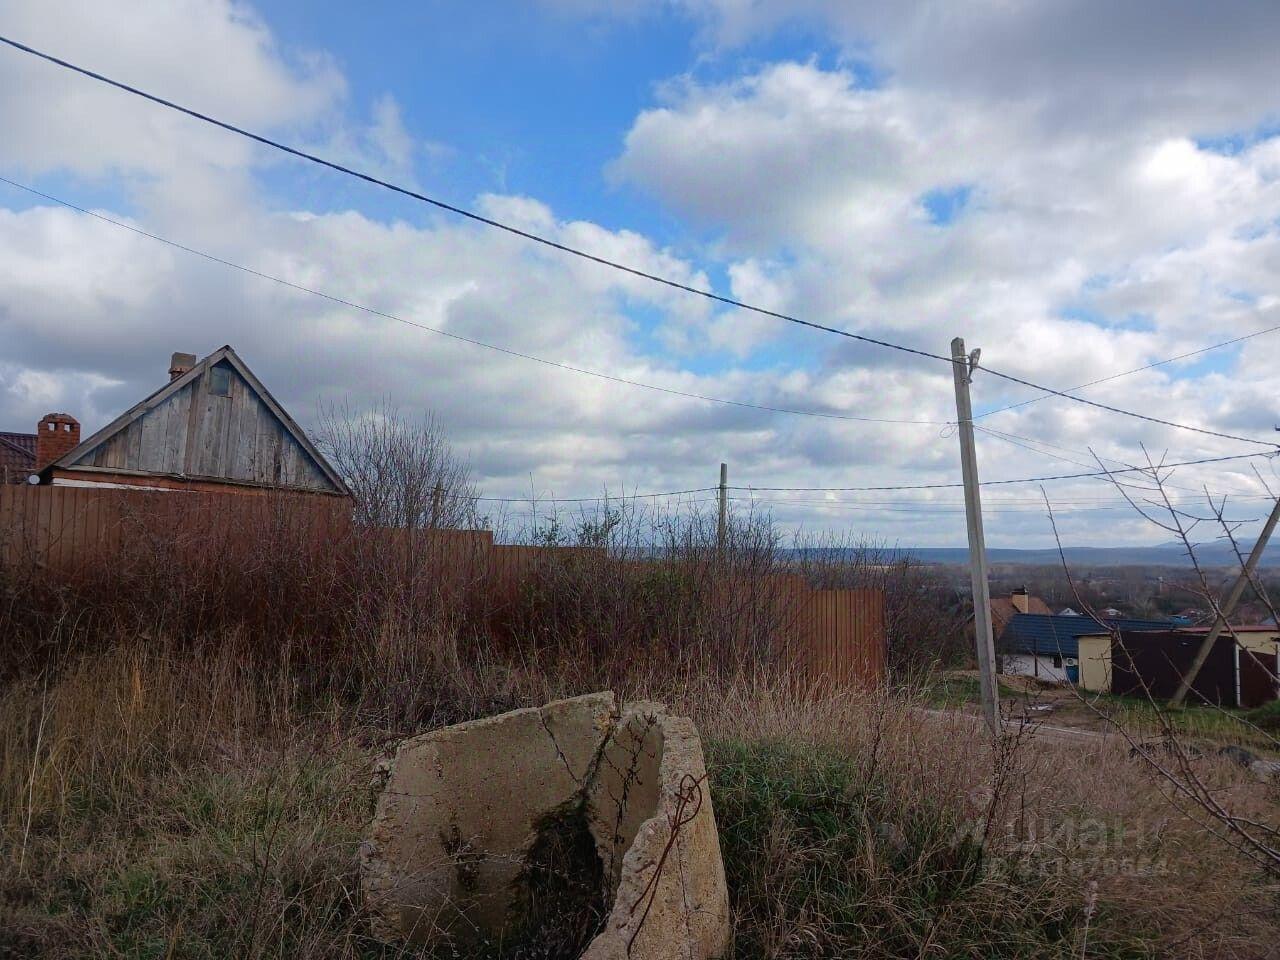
[801, 586, 886, 688]
[1, 485, 885, 687]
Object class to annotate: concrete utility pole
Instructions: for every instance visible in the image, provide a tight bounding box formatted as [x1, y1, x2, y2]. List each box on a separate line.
[430, 482, 443, 529]
[1169, 494, 1280, 707]
[717, 462, 728, 555]
[951, 337, 1000, 734]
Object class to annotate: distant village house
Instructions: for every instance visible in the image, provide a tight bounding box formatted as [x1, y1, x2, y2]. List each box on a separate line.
[989, 588, 1279, 707]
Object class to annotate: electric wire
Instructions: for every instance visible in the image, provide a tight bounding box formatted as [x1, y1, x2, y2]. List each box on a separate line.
[0, 176, 944, 427]
[9, 181, 1271, 506]
[0, 35, 949, 363]
[6, 172, 1268, 501]
[972, 423, 1262, 497]
[973, 323, 1280, 421]
[727, 497, 1252, 517]
[471, 487, 715, 503]
[974, 361, 1273, 447]
[3, 35, 1272, 449]
[726, 450, 1279, 492]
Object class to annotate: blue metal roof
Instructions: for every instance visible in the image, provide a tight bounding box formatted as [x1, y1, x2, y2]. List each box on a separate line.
[998, 613, 1173, 658]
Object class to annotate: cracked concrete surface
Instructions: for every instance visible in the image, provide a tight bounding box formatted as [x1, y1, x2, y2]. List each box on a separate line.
[360, 692, 730, 960]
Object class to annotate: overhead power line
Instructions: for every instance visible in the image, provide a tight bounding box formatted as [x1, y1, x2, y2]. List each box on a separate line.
[2, 35, 1274, 449]
[473, 487, 716, 503]
[972, 424, 1096, 471]
[971, 426, 1195, 497]
[406, 490, 1276, 511]
[970, 423, 1258, 498]
[728, 450, 1278, 493]
[0, 177, 943, 427]
[975, 362, 1276, 448]
[974, 323, 1280, 421]
[0, 35, 950, 364]
[756, 491, 1277, 505]
[731, 497, 1264, 517]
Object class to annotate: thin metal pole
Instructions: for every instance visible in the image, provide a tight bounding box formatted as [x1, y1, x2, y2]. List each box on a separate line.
[717, 462, 728, 555]
[1169, 494, 1280, 707]
[951, 337, 1000, 734]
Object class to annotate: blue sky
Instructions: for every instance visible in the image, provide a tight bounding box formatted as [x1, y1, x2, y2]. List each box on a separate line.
[2, 0, 1279, 546]
[261, 3, 802, 238]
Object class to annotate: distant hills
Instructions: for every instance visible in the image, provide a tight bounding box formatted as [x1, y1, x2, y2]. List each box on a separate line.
[895, 542, 1280, 568]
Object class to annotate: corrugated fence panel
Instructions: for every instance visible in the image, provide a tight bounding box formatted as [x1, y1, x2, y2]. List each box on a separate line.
[795, 586, 885, 690]
[2, 486, 887, 686]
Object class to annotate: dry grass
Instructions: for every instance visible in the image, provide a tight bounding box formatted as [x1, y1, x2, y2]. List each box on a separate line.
[1, 498, 1276, 957]
[2, 640, 1277, 959]
[692, 679, 1279, 959]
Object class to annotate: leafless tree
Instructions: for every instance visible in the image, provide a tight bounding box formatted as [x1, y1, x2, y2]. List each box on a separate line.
[316, 400, 479, 531]
[1211, 464, 1280, 635]
[1040, 453, 1280, 878]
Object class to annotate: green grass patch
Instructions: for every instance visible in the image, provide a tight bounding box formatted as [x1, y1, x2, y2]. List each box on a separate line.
[916, 674, 1023, 709]
[705, 738, 1151, 960]
[1091, 693, 1279, 753]
[1, 753, 400, 959]
[1244, 699, 1280, 732]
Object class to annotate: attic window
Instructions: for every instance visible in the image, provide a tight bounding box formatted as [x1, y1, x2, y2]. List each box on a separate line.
[209, 365, 231, 397]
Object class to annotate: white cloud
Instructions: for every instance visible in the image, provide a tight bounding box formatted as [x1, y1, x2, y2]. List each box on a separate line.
[651, 1, 1280, 137]
[613, 59, 1280, 405]
[0, 0, 344, 178]
[2, 0, 1279, 547]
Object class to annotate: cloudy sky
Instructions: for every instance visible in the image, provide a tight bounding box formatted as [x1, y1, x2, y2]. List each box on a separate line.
[2, 0, 1279, 547]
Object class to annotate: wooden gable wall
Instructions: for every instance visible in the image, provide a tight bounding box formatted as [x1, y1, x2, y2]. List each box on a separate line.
[65, 360, 336, 492]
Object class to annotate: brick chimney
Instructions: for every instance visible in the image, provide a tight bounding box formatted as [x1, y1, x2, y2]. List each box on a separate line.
[169, 351, 197, 381]
[35, 413, 80, 471]
[1011, 585, 1030, 614]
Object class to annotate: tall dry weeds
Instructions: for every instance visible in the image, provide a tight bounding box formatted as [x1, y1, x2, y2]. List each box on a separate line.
[3, 644, 1276, 958]
[0, 440, 1274, 956]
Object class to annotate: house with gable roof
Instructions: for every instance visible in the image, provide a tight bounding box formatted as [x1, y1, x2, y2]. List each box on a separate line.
[10, 347, 348, 498]
[987, 588, 1172, 687]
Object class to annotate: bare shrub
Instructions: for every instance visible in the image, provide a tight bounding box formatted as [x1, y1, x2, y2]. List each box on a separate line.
[0, 490, 357, 682]
[494, 500, 801, 684]
[1042, 458, 1280, 882]
[316, 400, 478, 531]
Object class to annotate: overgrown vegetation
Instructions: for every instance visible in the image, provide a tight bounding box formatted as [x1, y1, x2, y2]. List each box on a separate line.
[712, 739, 1070, 958]
[2, 413, 1277, 958]
[3, 639, 1278, 957]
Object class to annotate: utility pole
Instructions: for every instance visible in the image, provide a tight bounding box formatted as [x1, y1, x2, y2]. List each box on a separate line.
[951, 337, 1000, 734]
[1169, 494, 1280, 707]
[430, 482, 443, 529]
[717, 462, 728, 556]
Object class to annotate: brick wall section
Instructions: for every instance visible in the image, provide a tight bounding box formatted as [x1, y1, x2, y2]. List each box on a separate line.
[35, 413, 81, 471]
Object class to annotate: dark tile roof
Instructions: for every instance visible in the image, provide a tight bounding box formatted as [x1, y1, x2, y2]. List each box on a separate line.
[0, 431, 36, 482]
[999, 613, 1174, 658]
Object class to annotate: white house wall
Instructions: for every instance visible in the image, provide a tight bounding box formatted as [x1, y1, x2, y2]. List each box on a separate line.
[1000, 653, 1074, 684]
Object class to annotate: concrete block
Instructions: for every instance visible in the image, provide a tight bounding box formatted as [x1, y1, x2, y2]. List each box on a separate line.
[361, 692, 730, 960]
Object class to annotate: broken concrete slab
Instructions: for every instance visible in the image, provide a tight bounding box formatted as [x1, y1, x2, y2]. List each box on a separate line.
[582, 704, 729, 960]
[360, 692, 730, 960]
